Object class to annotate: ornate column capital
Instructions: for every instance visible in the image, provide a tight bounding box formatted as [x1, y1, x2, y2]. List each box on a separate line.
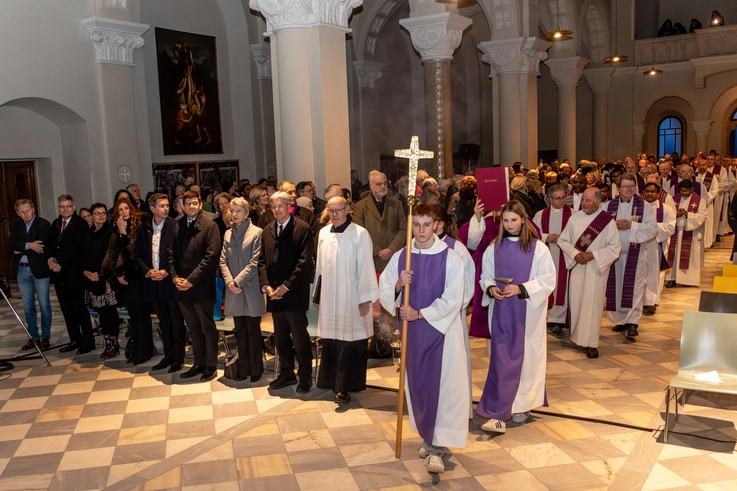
[250, 44, 272, 80]
[583, 67, 612, 93]
[250, 0, 362, 33]
[478, 37, 551, 77]
[399, 12, 472, 62]
[632, 124, 648, 140]
[82, 16, 148, 66]
[690, 120, 713, 137]
[353, 60, 386, 89]
[544, 56, 590, 87]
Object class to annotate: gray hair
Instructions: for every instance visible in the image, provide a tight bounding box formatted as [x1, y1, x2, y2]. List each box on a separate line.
[368, 170, 385, 183]
[324, 184, 343, 200]
[57, 194, 74, 203]
[270, 191, 291, 208]
[547, 184, 565, 195]
[230, 197, 249, 211]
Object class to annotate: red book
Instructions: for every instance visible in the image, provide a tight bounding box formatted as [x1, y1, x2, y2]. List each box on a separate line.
[476, 167, 510, 211]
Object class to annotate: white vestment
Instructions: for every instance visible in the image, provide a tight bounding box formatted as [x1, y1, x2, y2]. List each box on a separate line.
[666, 196, 707, 286]
[379, 236, 470, 448]
[558, 211, 621, 348]
[717, 166, 735, 234]
[533, 207, 568, 323]
[606, 198, 658, 326]
[643, 200, 676, 307]
[661, 176, 677, 196]
[696, 173, 718, 249]
[314, 223, 379, 341]
[479, 238, 556, 415]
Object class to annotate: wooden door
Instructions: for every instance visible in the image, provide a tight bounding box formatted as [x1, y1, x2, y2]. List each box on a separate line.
[0, 161, 39, 278]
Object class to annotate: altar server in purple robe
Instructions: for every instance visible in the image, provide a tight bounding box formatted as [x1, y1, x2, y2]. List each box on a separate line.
[379, 204, 470, 475]
[477, 200, 556, 434]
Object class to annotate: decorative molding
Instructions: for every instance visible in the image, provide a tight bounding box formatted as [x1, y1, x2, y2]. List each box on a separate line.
[399, 12, 472, 62]
[106, 0, 126, 9]
[425, 60, 446, 179]
[545, 56, 589, 87]
[353, 60, 386, 89]
[583, 67, 612, 93]
[495, 9, 514, 29]
[478, 37, 551, 76]
[250, 44, 272, 80]
[690, 120, 714, 137]
[249, 0, 362, 32]
[82, 16, 148, 66]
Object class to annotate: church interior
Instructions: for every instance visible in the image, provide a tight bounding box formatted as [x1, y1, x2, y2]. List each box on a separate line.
[2, 0, 737, 489]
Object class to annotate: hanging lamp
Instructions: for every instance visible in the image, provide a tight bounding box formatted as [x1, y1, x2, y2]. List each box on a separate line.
[544, 0, 573, 42]
[604, 0, 628, 62]
[643, 0, 661, 76]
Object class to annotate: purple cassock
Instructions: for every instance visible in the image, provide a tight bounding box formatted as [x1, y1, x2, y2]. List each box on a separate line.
[476, 238, 535, 421]
[397, 247, 449, 445]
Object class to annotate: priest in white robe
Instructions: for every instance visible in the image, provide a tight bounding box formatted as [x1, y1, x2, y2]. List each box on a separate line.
[566, 174, 587, 212]
[642, 182, 676, 315]
[695, 159, 718, 250]
[558, 188, 621, 359]
[604, 174, 658, 339]
[314, 197, 379, 404]
[665, 180, 707, 287]
[714, 155, 735, 236]
[379, 204, 470, 474]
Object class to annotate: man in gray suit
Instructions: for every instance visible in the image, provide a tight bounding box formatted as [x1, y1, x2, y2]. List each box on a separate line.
[352, 170, 407, 274]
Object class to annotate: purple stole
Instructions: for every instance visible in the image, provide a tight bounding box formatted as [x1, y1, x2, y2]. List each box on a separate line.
[636, 174, 645, 194]
[541, 206, 571, 308]
[667, 193, 701, 270]
[566, 190, 582, 211]
[605, 197, 645, 311]
[573, 210, 614, 253]
[476, 238, 538, 421]
[458, 216, 500, 339]
[397, 246, 449, 444]
[668, 173, 679, 191]
[701, 171, 714, 192]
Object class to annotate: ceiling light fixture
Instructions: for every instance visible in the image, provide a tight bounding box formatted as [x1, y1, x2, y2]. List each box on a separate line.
[604, 0, 628, 63]
[544, 0, 573, 42]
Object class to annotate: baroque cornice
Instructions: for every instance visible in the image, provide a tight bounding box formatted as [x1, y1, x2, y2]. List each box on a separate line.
[250, 44, 272, 80]
[478, 37, 551, 76]
[353, 60, 386, 89]
[82, 16, 148, 66]
[399, 12, 472, 62]
[250, 0, 362, 32]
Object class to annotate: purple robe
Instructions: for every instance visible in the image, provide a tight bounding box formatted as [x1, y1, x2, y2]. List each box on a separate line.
[397, 247, 448, 444]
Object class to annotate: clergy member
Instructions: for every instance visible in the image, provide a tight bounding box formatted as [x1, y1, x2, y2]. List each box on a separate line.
[695, 158, 718, 249]
[314, 197, 379, 404]
[566, 174, 587, 211]
[641, 182, 676, 315]
[533, 184, 571, 333]
[665, 179, 707, 287]
[558, 188, 621, 359]
[606, 174, 657, 340]
[717, 154, 735, 237]
[477, 200, 555, 433]
[379, 204, 470, 475]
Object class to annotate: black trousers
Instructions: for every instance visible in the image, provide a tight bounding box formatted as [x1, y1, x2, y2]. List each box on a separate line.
[153, 299, 186, 364]
[234, 316, 264, 378]
[125, 279, 153, 360]
[272, 310, 312, 382]
[55, 282, 94, 346]
[179, 300, 218, 368]
[97, 305, 120, 337]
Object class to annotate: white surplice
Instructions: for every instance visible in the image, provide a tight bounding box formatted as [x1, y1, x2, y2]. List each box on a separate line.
[606, 198, 658, 326]
[314, 223, 379, 341]
[533, 207, 568, 323]
[479, 238, 556, 415]
[696, 172, 718, 249]
[558, 211, 621, 348]
[666, 196, 707, 286]
[379, 236, 470, 448]
[643, 200, 676, 307]
[717, 166, 735, 234]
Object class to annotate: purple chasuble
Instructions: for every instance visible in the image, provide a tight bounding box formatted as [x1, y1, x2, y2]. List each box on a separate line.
[397, 247, 449, 445]
[476, 238, 535, 420]
[459, 217, 500, 338]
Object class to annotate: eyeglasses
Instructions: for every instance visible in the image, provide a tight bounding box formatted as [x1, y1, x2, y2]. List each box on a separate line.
[327, 208, 346, 214]
[550, 196, 566, 201]
[92, 212, 107, 216]
[619, 185, 635, 189]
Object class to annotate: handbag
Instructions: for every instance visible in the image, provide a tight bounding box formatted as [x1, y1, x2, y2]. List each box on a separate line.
[223, 353, 239, 380]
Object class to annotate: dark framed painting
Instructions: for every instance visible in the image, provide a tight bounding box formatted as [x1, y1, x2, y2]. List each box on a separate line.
[198, 161, 239, 195]
[155, 27, 223, 155]
[152, 162, 197, 199]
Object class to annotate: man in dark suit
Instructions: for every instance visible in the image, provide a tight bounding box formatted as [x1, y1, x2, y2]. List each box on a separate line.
[258, 191, 315, 394]
[45, 194, 95, 354]
[258, 180, 317, 238]
[9, 199, 52, 350]
[169, 190, 221, 382]
[297, 180, 326, 218]
[135, 193, 186, 374]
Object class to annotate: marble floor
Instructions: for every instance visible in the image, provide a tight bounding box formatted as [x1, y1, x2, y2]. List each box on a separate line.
[1, 238, 737, 491]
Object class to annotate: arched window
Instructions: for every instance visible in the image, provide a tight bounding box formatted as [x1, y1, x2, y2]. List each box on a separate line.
[731, 108, 737, 121]
[658, 116, 682, 159]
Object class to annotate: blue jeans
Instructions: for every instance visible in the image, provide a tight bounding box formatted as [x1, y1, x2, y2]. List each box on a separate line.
[16, 266, 52, 340]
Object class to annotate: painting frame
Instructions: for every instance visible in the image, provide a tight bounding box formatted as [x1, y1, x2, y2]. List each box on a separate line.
[152, 160, 239, 201]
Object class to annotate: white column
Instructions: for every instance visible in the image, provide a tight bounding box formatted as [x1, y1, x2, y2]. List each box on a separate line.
[250, 44, 276, 179]
[353, 60, 386, 180]
[545, 56, 589, 165]
[584, 68, 612, 160]
[632, 124, 648, 155]
[690, 120, 713, 155]
[249, 0, 362, 191]
[399, 12, 472, 179]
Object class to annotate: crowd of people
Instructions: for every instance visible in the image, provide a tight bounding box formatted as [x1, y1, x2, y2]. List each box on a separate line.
[7, 149, 736, 474]
[657, 11, 725, 37]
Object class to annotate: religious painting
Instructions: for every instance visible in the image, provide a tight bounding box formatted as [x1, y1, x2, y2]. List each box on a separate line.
[155, 27, 223, 155]
[152, 162, 197, 199]
[198, 160, 239, 195]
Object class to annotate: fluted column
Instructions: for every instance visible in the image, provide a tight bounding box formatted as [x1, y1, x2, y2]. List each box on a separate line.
[584, 68, 612, 160]
[545, 56, 589, 165]
[249, 0, 362, 190]
[353, 61, 386, 179]
[399, 12, 472, 179]
[691, 120, 713, 155]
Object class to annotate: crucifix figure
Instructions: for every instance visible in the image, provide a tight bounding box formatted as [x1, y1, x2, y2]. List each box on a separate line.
[395, 136, 434, 200]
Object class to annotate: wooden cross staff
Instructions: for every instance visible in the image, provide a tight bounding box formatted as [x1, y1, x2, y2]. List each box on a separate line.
[393, 136, 433, 459]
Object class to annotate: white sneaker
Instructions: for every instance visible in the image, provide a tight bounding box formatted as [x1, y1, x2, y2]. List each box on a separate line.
[512, 412, 530, 424]
[424, 454, 445, 474]
[418, 441, 446, 459]
[481, 418, 506, 433]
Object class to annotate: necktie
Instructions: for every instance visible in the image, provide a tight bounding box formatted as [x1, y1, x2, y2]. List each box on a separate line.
[61, 220, 67, 232]
[278, 224, 283, 237]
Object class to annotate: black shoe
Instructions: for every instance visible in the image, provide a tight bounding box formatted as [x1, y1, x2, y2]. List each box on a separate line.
[180, 365, 205, 379]
[132, 357, 151, 366]
[200, 367, 218, 382]
[233, 374, 249, 382]
[151, 359, 172, 371]
[547, 324, 563, 335]
[586, 347, 599, 359]
[296, 381, 312, 394]
[626, 326, 639, 337]
[249, 375, 261, 383]
[76, 344, 95, 355]
[334, 391, 351, 404]
[168, 361, 184, 373]
[643, 306, 656, 316]
[665, 281, 676, 288]
[716, 235, 721, 242]
[59, 341, 80, 353]
[269, 375, 298, 389]
[612, 325, 627, 332]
